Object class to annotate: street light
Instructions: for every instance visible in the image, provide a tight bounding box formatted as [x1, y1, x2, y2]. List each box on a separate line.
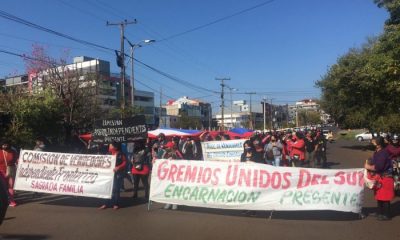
[125, 38, 155, 108]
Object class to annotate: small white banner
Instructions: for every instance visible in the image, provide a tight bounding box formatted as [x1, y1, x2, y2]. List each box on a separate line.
[150, 160, 365, 213]
[14, 150, 116, 199]
[201, 139, 246, 162]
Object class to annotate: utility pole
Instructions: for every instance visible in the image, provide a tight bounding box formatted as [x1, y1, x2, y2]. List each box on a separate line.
[245, 92, 256, 129]
[215, 77, 230, 131]
[107, 19, 137, 114]
[159, 87, 162, 128]
[226, 85, 237, 129]
[270, 98, 273, 130]
[130, 46, 135, 108]
[209, 104, 212, 130]
[263, 97, 267, 131]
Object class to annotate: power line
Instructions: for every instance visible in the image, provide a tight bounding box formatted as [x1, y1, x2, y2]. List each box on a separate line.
[0, 10, 225, 95]
[57, 0, 107, 22]
[0, 10, 115, 52]
[133, 57, 218, 94]
[158, 0, 276, 42]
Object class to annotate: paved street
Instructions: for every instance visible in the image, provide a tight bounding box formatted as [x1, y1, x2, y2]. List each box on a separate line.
[1, 139, 400, 240]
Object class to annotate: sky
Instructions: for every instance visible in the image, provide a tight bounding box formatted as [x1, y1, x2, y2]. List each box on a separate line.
[0, 0, 389, 113]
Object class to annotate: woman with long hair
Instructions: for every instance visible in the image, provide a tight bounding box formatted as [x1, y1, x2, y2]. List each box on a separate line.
[365, 136, 394, 220]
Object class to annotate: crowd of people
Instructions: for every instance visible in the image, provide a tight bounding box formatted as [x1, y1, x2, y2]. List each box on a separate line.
[1, 127, 400, 222]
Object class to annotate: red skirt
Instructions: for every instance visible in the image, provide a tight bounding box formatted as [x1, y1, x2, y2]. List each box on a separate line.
[374, 176, 394, 201]
[131, 165, 150, 175]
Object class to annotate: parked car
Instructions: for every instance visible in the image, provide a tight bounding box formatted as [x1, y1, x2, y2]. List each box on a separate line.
[355, 132, 387, 142]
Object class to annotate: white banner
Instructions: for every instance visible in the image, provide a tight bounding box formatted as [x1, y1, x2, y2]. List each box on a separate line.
[150, 160, 365, 213]
[14, 150, 116, 199]
[201, 139, 246, 162]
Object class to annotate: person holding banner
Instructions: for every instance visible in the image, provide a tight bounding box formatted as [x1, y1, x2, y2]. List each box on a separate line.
[131, 141, 150, 200]
[0, 140, 18, 207]
[99, 142, 127, 210]
[364, 137, 394, 221]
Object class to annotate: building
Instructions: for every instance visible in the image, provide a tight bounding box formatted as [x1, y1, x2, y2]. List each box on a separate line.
[134, 89, 155, 125]
[165, 96, 212, 129]
[288, 99, 330, 125]
[0, 56, 156, 124]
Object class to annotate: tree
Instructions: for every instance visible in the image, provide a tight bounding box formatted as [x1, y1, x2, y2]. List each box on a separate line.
[316, 0, 400, 132]
[23, 44, 106, 142]
[0, 87, 64, 148]
[297, 110, 322, 126]
[177, 112, 202, 129]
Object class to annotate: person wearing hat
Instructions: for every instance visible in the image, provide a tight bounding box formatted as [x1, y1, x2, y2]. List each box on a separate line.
[0, 140, 18, 207]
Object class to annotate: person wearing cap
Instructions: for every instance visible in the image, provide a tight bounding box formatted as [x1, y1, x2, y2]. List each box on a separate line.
[99, 141, 127, 210]
[0, 140, 18, 207]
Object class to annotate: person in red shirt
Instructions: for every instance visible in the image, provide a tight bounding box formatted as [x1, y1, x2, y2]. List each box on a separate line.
[0, 140, 18, 207]
[290, 132, 306, 167]
[99, 141, 127, 210]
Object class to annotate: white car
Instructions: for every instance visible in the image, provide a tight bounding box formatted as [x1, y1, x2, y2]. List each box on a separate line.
[355, 132, 387, 142]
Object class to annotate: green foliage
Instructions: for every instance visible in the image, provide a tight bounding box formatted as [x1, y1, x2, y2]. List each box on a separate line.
[105, 106, 144, 119]
[177, 112, 202, 129]
[297, 110, 322, 126]
[317, 0, 400, 132]
[0, 88, 64, 148]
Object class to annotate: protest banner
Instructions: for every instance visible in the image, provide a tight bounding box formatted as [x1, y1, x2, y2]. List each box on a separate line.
[150, 160, 365, 213]
[201, 139, 246, 162]
[14, 150, 116, 199]
[92, 115, 147, 143]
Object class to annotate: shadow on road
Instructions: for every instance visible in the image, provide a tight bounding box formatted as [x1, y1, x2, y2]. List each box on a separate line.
[0, 234, 49, 240]
[341, 145, 374, 151]
[36, 195, 148, 208]
[167, 205, 363, 221]
[362, 199, 400, 218]
[14, 191, 71, 206]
